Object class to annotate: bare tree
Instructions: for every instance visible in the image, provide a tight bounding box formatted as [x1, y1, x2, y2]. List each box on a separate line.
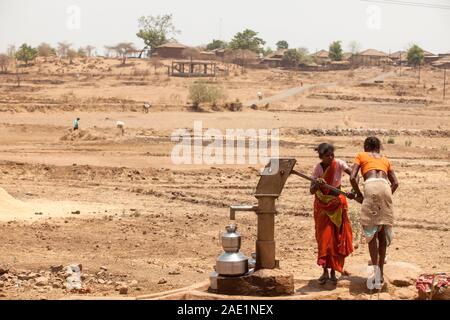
[106, 42, 137, 65]
[85, 45, 96, 57]
[67, 49, 77, 64]
[37, 43, 56, 62]
[15, 60, 22, 87]
[182, 48, 201, 60]
[348, 41, 361, 55]
[57, 41, 72, 59]
[148, 57, 164, 73]
[0, 54, 10, 73]
[7, 44, 16, 58]
[224, 49, 258, 71]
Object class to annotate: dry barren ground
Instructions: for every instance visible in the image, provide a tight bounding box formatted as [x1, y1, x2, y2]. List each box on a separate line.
[0, 58, 448, 299]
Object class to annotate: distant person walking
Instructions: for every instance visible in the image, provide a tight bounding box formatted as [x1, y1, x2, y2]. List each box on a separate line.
[143, 102, 151, 113]
[257, 92, 262, 100]
[73, 118, 80, 131]
[116, 121, 125, 136]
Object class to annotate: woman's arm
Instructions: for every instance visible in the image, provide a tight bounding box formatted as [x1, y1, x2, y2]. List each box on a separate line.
[344, 167, 358, 200]
[388, 169, 399, 195]
[350, 164, 363, 203]
[310, 181, 318, 195]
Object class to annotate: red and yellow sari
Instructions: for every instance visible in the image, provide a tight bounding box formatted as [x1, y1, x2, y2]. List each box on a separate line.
[313, 160, 353, 273]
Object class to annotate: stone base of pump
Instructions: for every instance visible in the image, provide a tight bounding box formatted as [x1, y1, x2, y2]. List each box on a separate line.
[211, 269, 294, 297]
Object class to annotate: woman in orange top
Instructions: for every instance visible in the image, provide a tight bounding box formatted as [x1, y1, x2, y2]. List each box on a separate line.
[310, 143, 354, 285]
[350, 137, 399, 286]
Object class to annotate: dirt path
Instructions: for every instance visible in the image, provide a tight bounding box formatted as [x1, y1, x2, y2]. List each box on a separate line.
[245, 83, 336, 106]
[361, 71, 396, 84]
[245, 71, 397, 106]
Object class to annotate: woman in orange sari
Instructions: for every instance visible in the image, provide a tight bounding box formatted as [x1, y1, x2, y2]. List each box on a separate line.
[310, 143, 354, 284]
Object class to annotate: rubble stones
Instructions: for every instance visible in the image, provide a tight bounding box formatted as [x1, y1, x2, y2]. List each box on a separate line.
[50, 265, 64, 273]
[0, 264, 138, 296]
[35, 276, 49, 286]
[118, 285, 128, 294]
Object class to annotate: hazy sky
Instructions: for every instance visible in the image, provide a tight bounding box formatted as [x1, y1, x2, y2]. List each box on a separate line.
[1, 0, 449, 54]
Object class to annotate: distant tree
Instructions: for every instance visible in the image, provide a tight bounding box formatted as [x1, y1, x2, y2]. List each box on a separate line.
[348, 41, 361, 54]
[7, 45, 16, 58]
[15, 43, 38, 66]
[67, 49, 77, 64]
[85, 45, 96, 57]
[282, 49, 301, 68]
[15, 62, 22, 87]
[136, 14, 180, 55]
[276, 40, 289, 50]
[206, 39, 227, 51]
[224, 49, 258, 71]
[77, 48, 87, 58]
[57, 41, 72, 58]
[329, 41, 343, 61]
[37, 43, 56, 61]
[106, 42, 137, 65]
[182, 48, 201, 60]
[407, 44, 424, 66]
[0, 54, 10, 73]
[298, 47, 312, 64]
[229, 29, 265, 53]
[407, 44, 425, 83]
[282, 48, 311, 68]
[262, 47, 274, 57]
[148, 57, 164, 73]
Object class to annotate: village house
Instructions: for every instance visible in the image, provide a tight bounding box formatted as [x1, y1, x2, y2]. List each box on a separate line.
[433, 55, 450, 69]
[351, 49, 391, 66]
[342, 52, 353, 61]
[390, 51, 407, 65]
[312, 49, 330, 65]
[154, 42, 188, 59]
[423, 50, 440, 65]
[199, 51, 216, 60]
[260, 49, 287, 68]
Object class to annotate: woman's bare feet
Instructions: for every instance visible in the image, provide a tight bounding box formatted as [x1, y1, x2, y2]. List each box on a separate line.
[318, 269, 329, 285]
[329, 270, 338, 284]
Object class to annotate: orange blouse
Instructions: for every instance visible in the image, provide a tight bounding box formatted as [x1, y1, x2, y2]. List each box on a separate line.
[354, 152, 392, 176]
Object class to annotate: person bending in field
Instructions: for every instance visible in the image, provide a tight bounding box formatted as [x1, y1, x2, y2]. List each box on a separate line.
[73, 118, 80, 131]
[310, 143, 355, 285]
[350, 136, 399, 286]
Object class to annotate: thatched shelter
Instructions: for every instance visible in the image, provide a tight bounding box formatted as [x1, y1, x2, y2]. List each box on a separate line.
[154, 42, 188, 59]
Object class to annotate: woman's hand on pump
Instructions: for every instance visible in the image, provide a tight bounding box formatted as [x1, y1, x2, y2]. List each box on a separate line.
[315, 178, 326, 185]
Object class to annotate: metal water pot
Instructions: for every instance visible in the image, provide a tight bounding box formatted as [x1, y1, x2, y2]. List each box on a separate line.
[221, 224, 241, 252]
[216, 224, 248, 276]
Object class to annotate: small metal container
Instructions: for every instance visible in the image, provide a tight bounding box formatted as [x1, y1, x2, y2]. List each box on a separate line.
[216, 252, 249, 276]
[209, 271, 219, 290]
[216, 224, 249, 276]
[221, 224, 241, 252]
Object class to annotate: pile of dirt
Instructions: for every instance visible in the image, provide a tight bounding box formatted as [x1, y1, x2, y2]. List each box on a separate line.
[0, 187, 34, 219]
[60, 129, 107, 141]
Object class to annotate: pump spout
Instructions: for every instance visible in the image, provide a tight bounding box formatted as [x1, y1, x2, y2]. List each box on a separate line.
[229, 205, 258, 221]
